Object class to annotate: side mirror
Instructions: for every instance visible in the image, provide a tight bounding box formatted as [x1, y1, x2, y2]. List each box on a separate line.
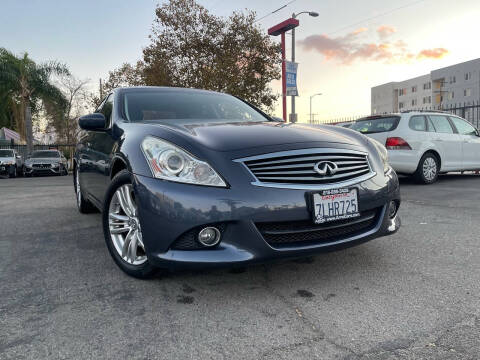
[79, 113, 106, 131]
[271, 116, 285, 122]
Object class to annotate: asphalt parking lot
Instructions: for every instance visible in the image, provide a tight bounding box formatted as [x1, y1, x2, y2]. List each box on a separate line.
[1, 174, 480, 359]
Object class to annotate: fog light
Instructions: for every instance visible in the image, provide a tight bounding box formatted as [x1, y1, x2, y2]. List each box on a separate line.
[388, 201, 398, 219]
[197, 227, 221, 247]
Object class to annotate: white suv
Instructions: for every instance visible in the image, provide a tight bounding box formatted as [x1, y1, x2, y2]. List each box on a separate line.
[350, 111, 480, 184]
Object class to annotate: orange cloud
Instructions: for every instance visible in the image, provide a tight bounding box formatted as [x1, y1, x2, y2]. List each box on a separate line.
[417, 48, 449, 59]
[377, 25, 396, 39]
[299, 26, 449, 65]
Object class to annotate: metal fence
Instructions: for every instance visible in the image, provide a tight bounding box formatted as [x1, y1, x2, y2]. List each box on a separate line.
[310, 101, 480, 128]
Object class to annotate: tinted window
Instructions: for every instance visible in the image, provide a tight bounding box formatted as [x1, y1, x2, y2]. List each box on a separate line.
[428, 115, 454, 134]
[0, 150, 14, 157]
[350, 116, 400, 134]
[449, 117, 477, 135]
[409, 116, 427, 131]
[30, 151, 60, 158]
[122, 91, 267, 123]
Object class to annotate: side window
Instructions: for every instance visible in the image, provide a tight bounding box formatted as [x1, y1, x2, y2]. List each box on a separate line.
[449, 117, 477, 136]
[409, 116, 427, 131]
[100, 94, 114, 127]
[428, 115, 454, 134]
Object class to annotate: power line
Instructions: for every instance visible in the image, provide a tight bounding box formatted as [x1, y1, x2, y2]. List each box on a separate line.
[328, 0, 428, 36]
[255, 0, 297, 23]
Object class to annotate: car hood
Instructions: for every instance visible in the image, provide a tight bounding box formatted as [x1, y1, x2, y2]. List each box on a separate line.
[0, 156, 14, 162]
[137, 120, 366, 151]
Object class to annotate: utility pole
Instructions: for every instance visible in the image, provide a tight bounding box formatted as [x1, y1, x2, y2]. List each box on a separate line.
[291, 13, 296, 123]
[99, 78, 103, 99]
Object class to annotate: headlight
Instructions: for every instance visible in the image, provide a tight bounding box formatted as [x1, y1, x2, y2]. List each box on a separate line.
[368, 138, 391, 175]
[141, 136, 227, 187]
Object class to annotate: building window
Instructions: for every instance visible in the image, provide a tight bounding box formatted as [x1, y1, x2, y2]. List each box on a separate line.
[399, 102, 404, 109]
[464, 89, 472, 97]
[450, 76, 456, 84]
[423, 82, 431, 90]
[412, 86, 417, 93]
[465, 72, 472, 81]
[399, 88, 405, 96]
[412, 99, 417, 106]
[448, 91, 454, 100]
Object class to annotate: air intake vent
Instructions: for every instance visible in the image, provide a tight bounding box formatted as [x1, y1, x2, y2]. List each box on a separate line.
[238, 148, 374, 188]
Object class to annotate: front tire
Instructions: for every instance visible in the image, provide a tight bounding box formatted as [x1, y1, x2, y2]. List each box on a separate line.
[102, 170, 157, 279]
[414, 153, 439, 184]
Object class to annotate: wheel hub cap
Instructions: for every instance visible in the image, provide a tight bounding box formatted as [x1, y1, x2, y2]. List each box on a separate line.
[108, 184, 146, 265]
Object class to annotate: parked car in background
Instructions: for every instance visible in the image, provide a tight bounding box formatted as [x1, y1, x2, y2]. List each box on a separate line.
[335, 121, 354, 128]
[23, 150, 69, 176]
[74, 86, 401, 279]
[350, 111, 480, 184]
[0, 149, 23, 177]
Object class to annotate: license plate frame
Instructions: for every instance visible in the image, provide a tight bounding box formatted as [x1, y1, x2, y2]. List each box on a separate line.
[310, 188, 360, 224]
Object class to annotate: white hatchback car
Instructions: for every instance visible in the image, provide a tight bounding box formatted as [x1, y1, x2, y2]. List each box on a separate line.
[350, 111, 480, 184]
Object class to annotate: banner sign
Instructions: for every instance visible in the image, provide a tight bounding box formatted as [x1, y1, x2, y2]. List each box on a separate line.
[285, 61, 298, 96]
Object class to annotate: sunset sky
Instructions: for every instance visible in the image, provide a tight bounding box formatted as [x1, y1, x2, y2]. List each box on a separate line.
[1, 0, 479, 122]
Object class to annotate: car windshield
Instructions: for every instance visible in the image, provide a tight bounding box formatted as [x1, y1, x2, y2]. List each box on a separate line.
[122, 90, 268, 123]
[350, 116, 400, 134]
[0, 150, 14, 157]
[31, 151, 60, 158]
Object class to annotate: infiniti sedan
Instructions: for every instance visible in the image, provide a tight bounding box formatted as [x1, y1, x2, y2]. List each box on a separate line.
[74, 87, 401, 278]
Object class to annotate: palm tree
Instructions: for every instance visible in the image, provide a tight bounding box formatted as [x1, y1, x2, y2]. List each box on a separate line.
[0, 48, 69, 153]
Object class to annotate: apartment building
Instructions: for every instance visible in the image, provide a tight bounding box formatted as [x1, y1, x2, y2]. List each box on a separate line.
[371, 58, 480, 114]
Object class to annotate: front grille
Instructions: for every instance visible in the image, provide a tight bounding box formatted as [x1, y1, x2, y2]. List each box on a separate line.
[256, 208, 379, 248]
[241, 149, 372, 185]
[32, 163, 51, 169]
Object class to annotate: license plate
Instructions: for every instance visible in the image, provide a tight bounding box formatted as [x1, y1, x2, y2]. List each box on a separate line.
[312, 188, 360, 224]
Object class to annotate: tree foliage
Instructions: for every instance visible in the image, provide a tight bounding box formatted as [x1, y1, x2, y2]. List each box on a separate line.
[0, 48, 69, 150]
[99, 0, 281, 111]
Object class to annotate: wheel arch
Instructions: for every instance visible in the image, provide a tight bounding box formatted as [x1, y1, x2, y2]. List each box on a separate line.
[110, 156, 129, 179]
[421, 149, 442, 169]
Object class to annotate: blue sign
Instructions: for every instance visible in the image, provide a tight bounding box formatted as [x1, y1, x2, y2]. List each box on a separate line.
[286, 61, 298, 96]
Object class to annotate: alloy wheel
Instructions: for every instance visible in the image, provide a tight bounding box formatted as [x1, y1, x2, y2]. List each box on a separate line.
[108, 184, 147, 265]
[422, 157, 437, 181]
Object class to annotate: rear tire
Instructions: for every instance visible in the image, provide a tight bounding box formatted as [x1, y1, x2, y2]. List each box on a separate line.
[102, 170, 157, 279]
[74, 166, 96, 213]
[414, 153, 439, 184]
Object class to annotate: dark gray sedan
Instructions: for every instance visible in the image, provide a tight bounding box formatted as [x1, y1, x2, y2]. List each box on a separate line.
[74, 87, 401, 279]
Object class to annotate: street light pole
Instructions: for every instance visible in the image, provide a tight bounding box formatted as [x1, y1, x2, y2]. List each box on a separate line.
[310, 93, 322, 123]
[289, 11, 318, 123]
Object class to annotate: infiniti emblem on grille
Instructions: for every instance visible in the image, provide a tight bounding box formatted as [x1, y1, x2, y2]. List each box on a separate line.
[314, 161, 338, 176]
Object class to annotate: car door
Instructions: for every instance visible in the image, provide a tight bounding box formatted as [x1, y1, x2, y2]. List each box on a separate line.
[449, 116, 480, 170]
[88, 93, 116, 203]
[427, 115, 463, 171]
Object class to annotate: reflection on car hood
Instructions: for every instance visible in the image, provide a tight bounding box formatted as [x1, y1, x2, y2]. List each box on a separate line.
[139, 120, 366, 151]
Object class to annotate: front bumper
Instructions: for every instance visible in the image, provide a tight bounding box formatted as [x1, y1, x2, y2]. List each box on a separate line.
[0, 164, 13, 175]
[133, 171, 401, 270]
[24, 165, 63, 176]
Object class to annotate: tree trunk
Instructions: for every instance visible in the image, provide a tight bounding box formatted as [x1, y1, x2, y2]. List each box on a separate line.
[25, 104, 33, 154]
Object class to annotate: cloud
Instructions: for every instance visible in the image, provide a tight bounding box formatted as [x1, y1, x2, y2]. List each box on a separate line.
[417, 48, 449, 59]
[299, 25, 449, 65]
[377, 25, 396, 39]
